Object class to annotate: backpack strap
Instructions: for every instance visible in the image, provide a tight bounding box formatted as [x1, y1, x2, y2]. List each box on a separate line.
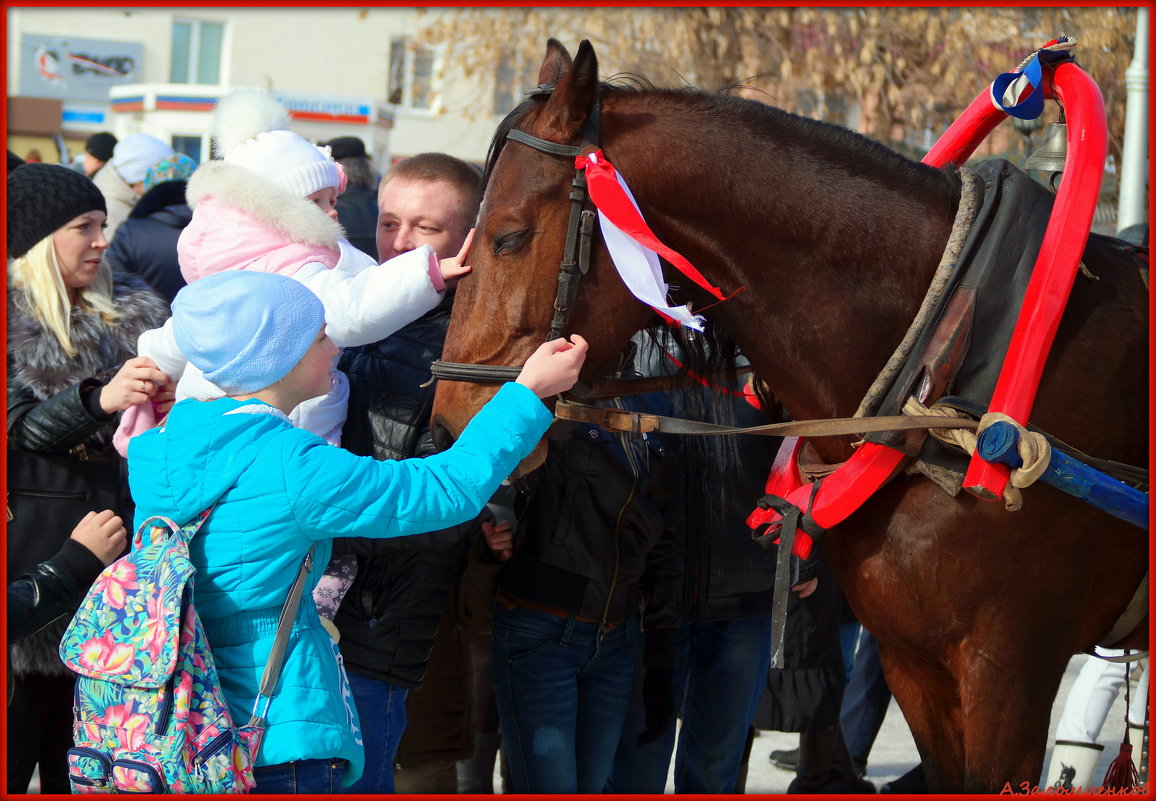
[133, 507, 214, 551]
[244, 546, 316, 743]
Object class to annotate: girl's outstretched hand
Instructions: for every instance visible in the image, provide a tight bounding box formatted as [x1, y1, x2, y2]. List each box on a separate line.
[515, 335, 588, 399]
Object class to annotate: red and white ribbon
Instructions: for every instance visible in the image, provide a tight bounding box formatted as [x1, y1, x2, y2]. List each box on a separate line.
[577, 150, 733, 330]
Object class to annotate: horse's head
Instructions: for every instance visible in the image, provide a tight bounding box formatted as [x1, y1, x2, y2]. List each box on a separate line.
[432, 39, 653, 474]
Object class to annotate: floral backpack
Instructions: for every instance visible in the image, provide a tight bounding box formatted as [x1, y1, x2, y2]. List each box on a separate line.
[59, 510, 313, 794]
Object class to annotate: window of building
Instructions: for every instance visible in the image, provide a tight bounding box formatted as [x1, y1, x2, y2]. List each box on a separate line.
[170, 19, 223, 85]
[388, 36, 435, 110]
[493, 51, 538, 116]
[170, 135, 205, 165]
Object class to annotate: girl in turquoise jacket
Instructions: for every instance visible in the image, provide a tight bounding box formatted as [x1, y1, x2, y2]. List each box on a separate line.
[127, 269, 586, 792]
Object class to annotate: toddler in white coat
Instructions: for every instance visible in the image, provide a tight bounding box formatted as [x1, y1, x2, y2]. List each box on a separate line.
[117, 89, 470, 450]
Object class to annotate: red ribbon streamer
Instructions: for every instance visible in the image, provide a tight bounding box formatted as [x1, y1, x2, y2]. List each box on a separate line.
[576, 150, 731, 303]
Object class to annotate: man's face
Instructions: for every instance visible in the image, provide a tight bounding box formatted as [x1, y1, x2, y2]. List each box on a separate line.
[376, 177, 470, 261]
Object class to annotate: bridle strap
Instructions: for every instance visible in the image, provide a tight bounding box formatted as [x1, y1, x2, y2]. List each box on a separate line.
[432, 84, 602, 380]
[506, 129, 583, 158]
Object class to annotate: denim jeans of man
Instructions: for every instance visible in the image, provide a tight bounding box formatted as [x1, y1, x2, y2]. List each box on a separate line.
[492, 603, 640, 794]
[605, 613, 774, 793]
[252, 758, 346, 793]
[839, 627, 892, 765]
[344, 672, 408, 793]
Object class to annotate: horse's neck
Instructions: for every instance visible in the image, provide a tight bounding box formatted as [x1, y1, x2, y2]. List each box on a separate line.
[617, 105, 958, 433]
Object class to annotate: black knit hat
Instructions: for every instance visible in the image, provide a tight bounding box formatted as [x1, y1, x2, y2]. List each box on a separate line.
[7, 163, 108, 259]
[324, 136, 368, 161]
[84, 132, 118, 162]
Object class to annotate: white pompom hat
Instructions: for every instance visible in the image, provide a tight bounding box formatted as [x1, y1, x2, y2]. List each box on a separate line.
[211, 88, 339, 198]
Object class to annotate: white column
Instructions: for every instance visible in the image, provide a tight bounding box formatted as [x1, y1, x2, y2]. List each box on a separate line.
[1118, 7, 1149, 232]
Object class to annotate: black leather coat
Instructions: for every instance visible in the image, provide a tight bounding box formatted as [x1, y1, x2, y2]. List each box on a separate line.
[6, 272, 167, 676]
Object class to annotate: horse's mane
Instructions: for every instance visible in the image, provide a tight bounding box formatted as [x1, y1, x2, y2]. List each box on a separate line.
[484, 75, 957, 202]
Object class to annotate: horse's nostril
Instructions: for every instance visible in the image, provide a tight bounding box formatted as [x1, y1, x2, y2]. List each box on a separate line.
[431, 421, 455, 453]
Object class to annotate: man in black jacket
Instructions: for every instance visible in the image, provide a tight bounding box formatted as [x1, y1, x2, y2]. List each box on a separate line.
[604, 336, 795, 794]
[328, 153, 485, 794]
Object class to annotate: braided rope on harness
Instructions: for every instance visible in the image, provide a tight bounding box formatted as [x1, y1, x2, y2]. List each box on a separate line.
[906, 398, 1051, 511]
[1012, 36, 1079, 73]
[854, 168, 982, 419]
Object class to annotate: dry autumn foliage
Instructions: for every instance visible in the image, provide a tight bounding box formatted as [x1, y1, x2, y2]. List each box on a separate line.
[423, 7, 1141, 169]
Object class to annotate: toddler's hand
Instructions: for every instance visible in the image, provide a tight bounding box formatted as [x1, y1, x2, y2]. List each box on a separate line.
[71, 510, 127, 566]
[437, 228, 475, 290]
[515, 335, 588, 399]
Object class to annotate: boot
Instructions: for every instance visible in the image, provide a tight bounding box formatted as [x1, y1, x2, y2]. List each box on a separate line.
[1043, 741, 1103, 792]
[456, 731, 500, 794]
[770, 745, 799, 771]
[880, 764, 926, 794]
[1128, 724, 1146, 780]
[787, 725, 875, 794]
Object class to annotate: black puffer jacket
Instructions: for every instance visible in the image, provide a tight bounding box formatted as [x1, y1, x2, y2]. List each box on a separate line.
[103, 180, 191, 303]
[331, 297, 482, 689]
[7, 271, 168, 677]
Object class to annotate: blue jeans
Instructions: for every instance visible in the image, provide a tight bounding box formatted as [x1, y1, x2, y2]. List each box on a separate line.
[605, 614, 774, 794]
[492, 602, 640, 794]
[344, 672, 408, 793]
[839, 627, 892, 764]
[252, 758, 346, 793]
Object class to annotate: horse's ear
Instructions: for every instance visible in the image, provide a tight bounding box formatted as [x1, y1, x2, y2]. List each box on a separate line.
[540, 39, 598, 141]
[538, 38, 572, 86]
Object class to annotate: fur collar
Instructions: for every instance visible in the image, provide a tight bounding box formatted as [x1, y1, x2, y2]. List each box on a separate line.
[185, 160, 344, 249]
[7, 272, 170, 401]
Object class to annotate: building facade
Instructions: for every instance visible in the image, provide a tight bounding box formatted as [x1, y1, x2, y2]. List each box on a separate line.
[7, 7, 507, 168]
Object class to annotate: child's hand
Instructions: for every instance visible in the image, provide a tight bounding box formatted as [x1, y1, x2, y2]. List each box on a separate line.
[482, 520, 515, 562]
[151, 382, 177, 419]
[437, 228, 475, 290]
[515, 335, 588, 398]
[71, 510, 127, 566]
[100, 357, 171, 414]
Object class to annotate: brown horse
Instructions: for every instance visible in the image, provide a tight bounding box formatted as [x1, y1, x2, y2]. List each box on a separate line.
[431, 39, 1148, 792]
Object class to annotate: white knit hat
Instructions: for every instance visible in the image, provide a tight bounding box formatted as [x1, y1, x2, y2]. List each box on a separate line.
[211, 88, 339, 198]
[112, 133, 175, 184]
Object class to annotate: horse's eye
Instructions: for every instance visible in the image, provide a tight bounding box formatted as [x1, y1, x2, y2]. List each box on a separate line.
[493, 231, 527, 255]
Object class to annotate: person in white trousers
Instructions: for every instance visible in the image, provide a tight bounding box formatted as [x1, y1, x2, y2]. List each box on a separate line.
[1044, 651, 1148, 790]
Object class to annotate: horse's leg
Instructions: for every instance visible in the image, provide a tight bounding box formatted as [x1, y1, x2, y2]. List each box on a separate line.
[873, 641, 966, 789]
[947, 636, 1070, 793]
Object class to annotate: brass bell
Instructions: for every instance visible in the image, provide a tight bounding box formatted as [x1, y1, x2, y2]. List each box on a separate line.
[1023, 121, 1068, 173]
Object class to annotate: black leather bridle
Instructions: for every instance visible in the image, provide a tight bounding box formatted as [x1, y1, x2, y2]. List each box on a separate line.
[428, 87, 602, 385]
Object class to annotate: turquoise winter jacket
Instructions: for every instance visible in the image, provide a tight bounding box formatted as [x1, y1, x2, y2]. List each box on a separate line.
[126, 383, 550, 786]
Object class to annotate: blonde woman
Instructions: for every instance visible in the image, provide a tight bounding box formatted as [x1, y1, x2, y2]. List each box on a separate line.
[6, 163, 169, 794]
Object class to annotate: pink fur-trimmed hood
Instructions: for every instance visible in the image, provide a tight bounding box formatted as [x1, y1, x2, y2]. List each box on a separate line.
[178, 160, 344, 283]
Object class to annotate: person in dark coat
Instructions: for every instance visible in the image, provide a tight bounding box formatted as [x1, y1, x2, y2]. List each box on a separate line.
[103, 154, 197, 303]
[8, 510, 126, 642]
[492, 333, 680, 795]
[325, 136, 379, 261]
[323, 152, 487, 794]
[605, 335, 787, 794]
[6, 164, 170, 794]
